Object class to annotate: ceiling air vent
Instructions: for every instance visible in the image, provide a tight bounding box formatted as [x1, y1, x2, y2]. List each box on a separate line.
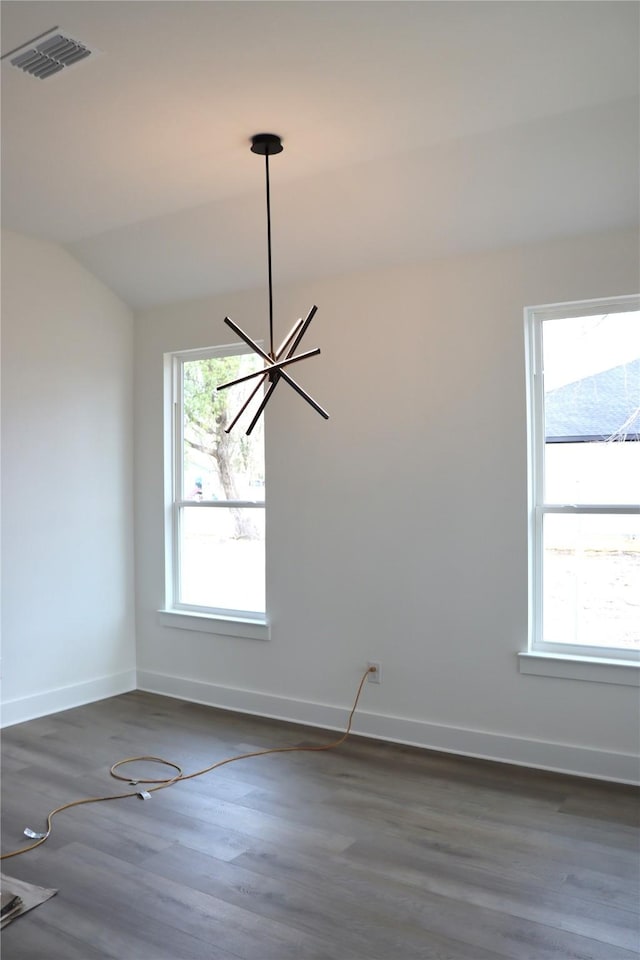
[2, 28, 92, 79]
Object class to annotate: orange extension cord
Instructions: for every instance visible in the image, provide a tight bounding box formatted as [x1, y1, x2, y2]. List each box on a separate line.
[1, 667, 376, 861]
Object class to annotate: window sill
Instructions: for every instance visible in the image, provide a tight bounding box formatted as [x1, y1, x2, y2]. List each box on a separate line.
[157, 609, 269, 641]
[518, 651, 639, 686]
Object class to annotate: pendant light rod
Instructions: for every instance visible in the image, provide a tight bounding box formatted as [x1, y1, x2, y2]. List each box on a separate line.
[251, 133, 283, 359]
[265, 151, 274, 358]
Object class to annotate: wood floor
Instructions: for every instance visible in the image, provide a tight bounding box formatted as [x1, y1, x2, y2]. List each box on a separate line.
[1, 691, 639, 960]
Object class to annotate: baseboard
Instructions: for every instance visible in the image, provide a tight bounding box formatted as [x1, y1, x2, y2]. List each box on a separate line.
[0, 670, 137, 728]
[136, 670, 639, 785]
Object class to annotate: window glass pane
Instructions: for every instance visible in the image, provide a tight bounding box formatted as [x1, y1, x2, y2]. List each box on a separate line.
[545, 441, 640, 505]
[179, 506, 265, 613]
[182, 355, 265, 502]
[542, 311, 639, 504]
[543, 513, 640, 650]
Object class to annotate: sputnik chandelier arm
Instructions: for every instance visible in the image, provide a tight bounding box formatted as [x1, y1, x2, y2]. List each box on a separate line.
[215, 348, 321, 390]
[216, 133, 328, 435]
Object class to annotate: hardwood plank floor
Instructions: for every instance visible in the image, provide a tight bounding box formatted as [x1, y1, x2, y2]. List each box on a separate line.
[1, 691, 638, 959]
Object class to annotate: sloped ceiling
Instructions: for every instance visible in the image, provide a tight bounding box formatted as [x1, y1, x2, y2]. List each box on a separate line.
[1, 1, 638, 308]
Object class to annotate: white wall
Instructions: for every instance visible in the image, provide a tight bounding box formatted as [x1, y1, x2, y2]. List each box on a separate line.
[1, 230, 136, 724]
[134, 226, 639, 783]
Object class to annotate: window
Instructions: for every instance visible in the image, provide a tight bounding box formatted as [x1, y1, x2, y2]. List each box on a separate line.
[525, 295, 639, 667]
[164, 344, 266, 627]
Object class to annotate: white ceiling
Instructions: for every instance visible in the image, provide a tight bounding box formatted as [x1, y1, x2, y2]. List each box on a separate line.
[1, 1, 638, 308]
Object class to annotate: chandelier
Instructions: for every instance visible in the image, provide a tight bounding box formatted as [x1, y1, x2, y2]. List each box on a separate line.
[216, 134, 329, 435]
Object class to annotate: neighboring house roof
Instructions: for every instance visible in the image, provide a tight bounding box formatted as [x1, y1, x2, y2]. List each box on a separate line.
[545, 358, 640, 441]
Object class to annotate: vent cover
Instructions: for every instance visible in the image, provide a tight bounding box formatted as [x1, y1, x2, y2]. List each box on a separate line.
[9, 32, 92, 79]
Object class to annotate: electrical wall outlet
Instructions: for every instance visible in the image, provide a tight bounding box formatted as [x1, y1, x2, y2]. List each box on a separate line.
[367, 661, 382, 683]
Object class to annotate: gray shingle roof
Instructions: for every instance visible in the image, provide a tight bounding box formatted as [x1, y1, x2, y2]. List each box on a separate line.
[545, 358, 640, 442]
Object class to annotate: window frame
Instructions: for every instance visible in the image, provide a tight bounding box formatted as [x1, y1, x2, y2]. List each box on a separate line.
[524, 294, 640, 674]
[161, 343, 268, 637]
